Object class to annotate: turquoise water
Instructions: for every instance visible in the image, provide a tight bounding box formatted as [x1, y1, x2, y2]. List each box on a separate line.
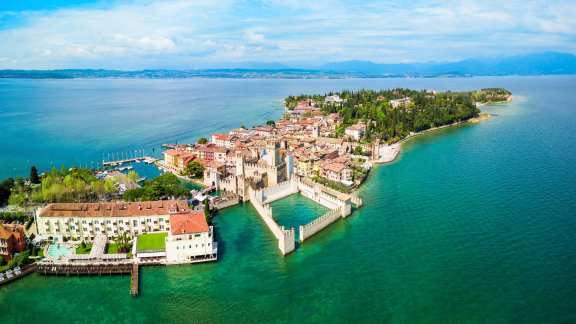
[270, 193, 328, 232]
[46, 244, 72, 259]
[0, 76, 575, 323]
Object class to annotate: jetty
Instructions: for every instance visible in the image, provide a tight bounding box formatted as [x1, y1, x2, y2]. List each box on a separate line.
[102, 156, 158, 167]
[131, 263, 139, 297]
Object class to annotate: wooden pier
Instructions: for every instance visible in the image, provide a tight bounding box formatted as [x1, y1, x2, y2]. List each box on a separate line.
[36, 262, 132, 275]
[36, 261, 141, 296]
[131, 263, 139, 297]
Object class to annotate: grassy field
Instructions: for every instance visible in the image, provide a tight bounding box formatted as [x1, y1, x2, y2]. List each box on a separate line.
[136, 232, 167, 252]
[75, 244, 92, 254]
[105, 243, 120, 254]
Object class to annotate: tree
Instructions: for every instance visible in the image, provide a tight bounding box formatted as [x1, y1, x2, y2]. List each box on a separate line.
[114, 231, 132, 252]
[30, 166, 40, 184]
[266, 120, 276, 127]
[197, 137, 208, 144]
[0, 178, 14, 206]
[353, 146, 363, 155]
[185, 161, 205, 179]
[204, 199, 211, 224]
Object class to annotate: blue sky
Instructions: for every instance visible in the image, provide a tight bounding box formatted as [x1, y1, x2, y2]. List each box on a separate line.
[0, 0, 574, 69]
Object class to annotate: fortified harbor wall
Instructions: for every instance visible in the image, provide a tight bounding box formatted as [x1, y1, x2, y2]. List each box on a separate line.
[249, 188, 295, 255]
[299, 208, 343, 242]
[249, 177, 358, 254]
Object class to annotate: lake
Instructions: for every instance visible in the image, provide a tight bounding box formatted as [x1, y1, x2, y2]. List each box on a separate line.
[0, 76, 575, 323]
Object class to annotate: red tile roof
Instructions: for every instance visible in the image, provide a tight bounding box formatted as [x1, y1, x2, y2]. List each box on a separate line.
[38, 200, 189, 218]
[212, 133, 231, 141]
[0, 224, 25, 241]
[170, 211, 209, 235]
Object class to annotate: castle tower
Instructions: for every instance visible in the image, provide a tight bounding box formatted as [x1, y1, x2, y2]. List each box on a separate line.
[285, 154, 294, 180]
[265, 141, 281, 167]
[312, 124, 320, 138]
[235, 152, 244, 177]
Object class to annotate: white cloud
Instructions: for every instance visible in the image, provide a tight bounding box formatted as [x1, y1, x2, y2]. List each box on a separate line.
[244, 30, 265, 44]
[0, 0, 573, 68]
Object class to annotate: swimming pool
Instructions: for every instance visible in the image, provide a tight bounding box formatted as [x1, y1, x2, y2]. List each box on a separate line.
[46, 243, 72, 259]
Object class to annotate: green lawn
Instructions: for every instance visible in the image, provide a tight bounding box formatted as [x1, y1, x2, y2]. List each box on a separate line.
[136, 232, 167, 252]
[75, 244, 92, 254]
[105, 243, 120, 254]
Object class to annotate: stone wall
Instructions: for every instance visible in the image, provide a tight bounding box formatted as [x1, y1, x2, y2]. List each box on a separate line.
[261, 180, 299, 204]
[299, 208, 342, 242]
[296, 178, 352, 217]
[246, 177, 358, 255]
[248, 188, 295, 255]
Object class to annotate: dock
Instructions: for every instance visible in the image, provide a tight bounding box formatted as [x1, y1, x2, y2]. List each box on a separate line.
[36, 262, 133, 275]
[36, 261, 141, 296]
[102, 156, 158, 167]
[131, 263, 139, 297]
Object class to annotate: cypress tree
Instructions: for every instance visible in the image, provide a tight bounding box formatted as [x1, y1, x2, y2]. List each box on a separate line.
[30, 166, 40, 184]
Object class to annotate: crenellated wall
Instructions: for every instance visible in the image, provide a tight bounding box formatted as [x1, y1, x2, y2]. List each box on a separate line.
[296, 178, 352, 217]
[248, 188, 295, 255]
[246, 177, 358, 255]
[299, 208, 343, 242]
[261, 180, 299, 204]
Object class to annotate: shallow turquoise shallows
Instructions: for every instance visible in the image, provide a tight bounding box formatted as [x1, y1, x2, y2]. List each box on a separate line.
[0, 77, 575, 323]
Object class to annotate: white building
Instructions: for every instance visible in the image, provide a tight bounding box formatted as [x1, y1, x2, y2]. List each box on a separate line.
[165, 211, 217, 264]
[389, 97, 412, 109]
[36, 200, 188, 241]
[345, 123, 366, 141]
[325, 95, 343, 104]
[211, 133, 234, 149]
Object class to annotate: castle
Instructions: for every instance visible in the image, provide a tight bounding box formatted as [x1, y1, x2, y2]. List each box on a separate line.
[204, 140, 291, 201]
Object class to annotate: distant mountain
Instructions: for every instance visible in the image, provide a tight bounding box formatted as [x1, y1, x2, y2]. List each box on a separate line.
[320, 52, 576, 76]
[1, 52, 575, 79]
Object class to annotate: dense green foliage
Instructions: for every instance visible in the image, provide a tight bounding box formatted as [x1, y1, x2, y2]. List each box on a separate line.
[0, 251, 31, 272]
[113, 231, 132, 252]
[0, 178, 14, 206]
[76, 242, 92, 254]
[0, 211, 33, 229]
[123, 173, 189, 201]
[472, 88, 512, 103]
[197, 137, 208, 144]
[285, 88, 498, 142]
[8, 167, 117, 206]
[185, 161, 205, 178]
[30, 166, 40, 184]
[312, 176, 352, 193]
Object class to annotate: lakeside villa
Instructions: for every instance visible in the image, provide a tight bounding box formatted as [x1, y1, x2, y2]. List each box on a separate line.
[35, 200, 217, 265]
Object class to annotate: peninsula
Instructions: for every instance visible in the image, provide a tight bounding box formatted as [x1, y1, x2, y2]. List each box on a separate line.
[0, 87, 511, 291]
